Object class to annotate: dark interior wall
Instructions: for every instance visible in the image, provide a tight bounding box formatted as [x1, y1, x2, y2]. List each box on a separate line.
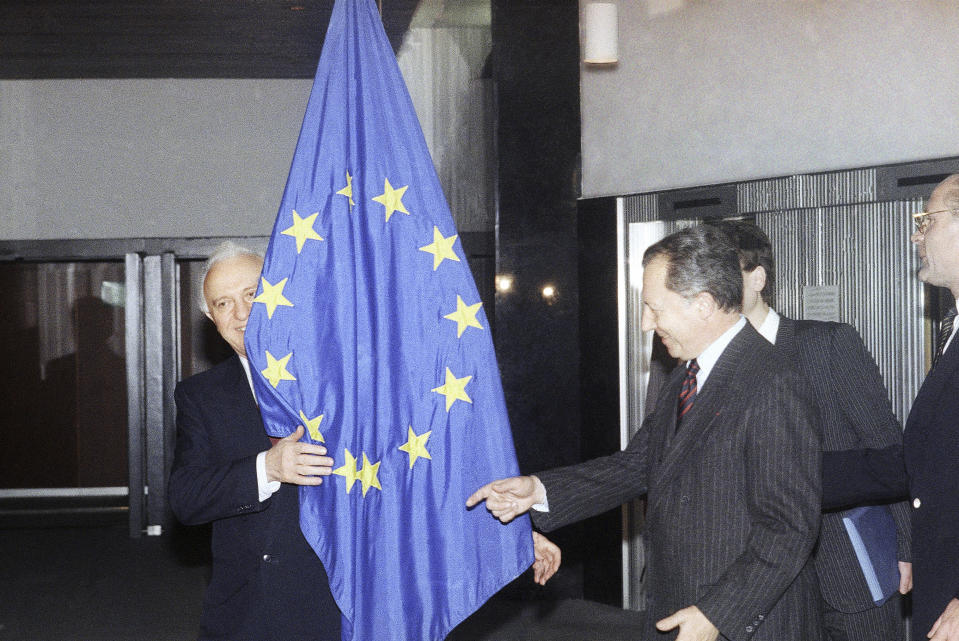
[576, 196, 623, 604]
[491, 0, 621, 605]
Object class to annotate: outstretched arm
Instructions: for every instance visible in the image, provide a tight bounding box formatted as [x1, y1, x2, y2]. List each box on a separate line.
[821, 445, 908, 511]
[466, 475, 545, 523]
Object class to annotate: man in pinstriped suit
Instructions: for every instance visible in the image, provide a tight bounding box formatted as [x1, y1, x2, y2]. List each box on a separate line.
[714, 220, 910, 641]
[468, 225, 823, 641]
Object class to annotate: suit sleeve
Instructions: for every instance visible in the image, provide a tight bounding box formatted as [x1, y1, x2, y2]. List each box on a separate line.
[821, 445, 908, 510]
[168, 381, 267, 526]
[826, 324, 911, 560]
[531, 418, 649, 533]
[696, 371, 822, 640]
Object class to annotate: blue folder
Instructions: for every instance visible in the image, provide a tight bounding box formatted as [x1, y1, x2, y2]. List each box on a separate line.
[841, 505, 899, 605]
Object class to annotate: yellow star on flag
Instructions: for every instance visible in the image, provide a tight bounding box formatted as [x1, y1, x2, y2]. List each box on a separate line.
[398, 426, 432, 468]
[299, 410, 324, 443]
[336, 171, 355, 209]
[261, 350, 296, 388]
[357, 453, 382, 497]
[372, 178, 409, 222]
[281, 210, 324, 253]
[419, 226, 460, 271]
[253, 277, 294, 319]
[443, 295, 483, 337]
[431, 367, 473, 412]
[333, 448, 359, 494]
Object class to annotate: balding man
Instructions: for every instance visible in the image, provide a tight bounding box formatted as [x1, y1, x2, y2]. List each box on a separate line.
[168, 242, 342, 641]
[821, 174, 959, 640]
[168, 242, 561, 640]
[903, 174, 959, 640]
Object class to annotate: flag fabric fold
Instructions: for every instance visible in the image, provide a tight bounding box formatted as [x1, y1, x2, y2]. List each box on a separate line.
[245, 0, 533, 639]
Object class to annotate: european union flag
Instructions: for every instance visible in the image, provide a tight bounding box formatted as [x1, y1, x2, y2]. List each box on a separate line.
[244, 0, 533, 639]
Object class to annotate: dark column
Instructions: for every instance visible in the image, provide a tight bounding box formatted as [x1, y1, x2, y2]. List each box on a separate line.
[491, 0, 621, 605]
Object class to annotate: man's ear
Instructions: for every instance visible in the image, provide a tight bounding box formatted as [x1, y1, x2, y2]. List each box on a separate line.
[694, 291, 718, 318]
[744, 266, 766, 296]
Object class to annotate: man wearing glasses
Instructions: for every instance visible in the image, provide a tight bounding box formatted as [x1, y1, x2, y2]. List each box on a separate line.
[903, 173, 959, 641]
[834, 174, 959, 641]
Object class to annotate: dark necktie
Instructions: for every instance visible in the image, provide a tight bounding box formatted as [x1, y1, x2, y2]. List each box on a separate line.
[934, 306, 958, 366]
[677, 359, 699, 423]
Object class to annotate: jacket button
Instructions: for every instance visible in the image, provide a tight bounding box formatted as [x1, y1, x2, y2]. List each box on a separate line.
[913, 497, 921, 509]
[263, 554, 272, 562]
[746, 625, 753, 633]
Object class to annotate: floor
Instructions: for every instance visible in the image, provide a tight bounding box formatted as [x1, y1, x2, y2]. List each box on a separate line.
[0, 522, 645, 641]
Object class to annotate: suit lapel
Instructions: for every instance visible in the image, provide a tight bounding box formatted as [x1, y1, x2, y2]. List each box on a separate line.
[775, 315, 798, 358]
[221, 356, 270, 446]
[910, 338, 959, 427]
[649, 324, 754, 511]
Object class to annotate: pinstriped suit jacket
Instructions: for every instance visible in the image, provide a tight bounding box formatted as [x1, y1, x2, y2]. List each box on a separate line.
[776, 317, 910, 614]
[533, 323, 823, 641]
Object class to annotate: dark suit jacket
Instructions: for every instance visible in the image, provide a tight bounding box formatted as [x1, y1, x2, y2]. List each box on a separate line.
[533, 324, 823, 641]
[776, 317, 910, 613]
[168, 355, 340, 641]
[903, 335, 959, 636]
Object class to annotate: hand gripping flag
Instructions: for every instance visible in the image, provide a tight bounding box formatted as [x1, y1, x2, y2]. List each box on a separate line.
[244, 1, 534, 639]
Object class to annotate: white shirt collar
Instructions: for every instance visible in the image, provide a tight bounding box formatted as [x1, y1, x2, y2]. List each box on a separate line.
[757, 307, 781, 345]
[688, 316, 747, 391]
[945, 300, 959, 355]
[238, 354, 257, 403]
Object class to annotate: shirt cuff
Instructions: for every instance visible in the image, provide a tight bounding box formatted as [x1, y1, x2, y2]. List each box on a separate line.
[530, 475, 549, 512]
[256, 451, 281, 502]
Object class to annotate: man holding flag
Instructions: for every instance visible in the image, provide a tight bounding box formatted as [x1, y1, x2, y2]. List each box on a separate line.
[169, 242, 343, 641]
[169, 241, 559, 641]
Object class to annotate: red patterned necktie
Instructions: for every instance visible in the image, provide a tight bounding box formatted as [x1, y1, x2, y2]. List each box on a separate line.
[677, 359, 699, 423]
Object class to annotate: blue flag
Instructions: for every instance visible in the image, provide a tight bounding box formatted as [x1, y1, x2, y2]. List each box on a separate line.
[244, 0, 534, 639]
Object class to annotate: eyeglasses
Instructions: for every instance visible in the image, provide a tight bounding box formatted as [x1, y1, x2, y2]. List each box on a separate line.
[913, 208, 958, 233]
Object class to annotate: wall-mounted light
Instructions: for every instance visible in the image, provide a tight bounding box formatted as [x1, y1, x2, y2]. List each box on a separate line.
[496, 274, 514, 293]
[541, 283, 558, 305]
[583, 3, 618, 65]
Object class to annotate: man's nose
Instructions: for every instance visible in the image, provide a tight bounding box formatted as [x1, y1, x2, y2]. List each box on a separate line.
[641, 308, 655, 332]
[910, 230, 923, 245]
[235, 299, 252, 321]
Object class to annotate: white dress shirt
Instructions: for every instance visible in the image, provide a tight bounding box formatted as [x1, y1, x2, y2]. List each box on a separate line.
[756, 307, 781, 346]
[238, 355, 282, 502]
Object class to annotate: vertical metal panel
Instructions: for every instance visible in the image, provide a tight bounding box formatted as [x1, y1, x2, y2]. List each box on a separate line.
[166, 254, 180, 481]
[144, 254, 179, 532]
[756, 198, 924, 423]
[124, 252, 145, 538]
[738, 168, 877, 213]
[618, 193, 702, 611]
[140, 253, 181, 533]
[143, 256, 164, 532]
